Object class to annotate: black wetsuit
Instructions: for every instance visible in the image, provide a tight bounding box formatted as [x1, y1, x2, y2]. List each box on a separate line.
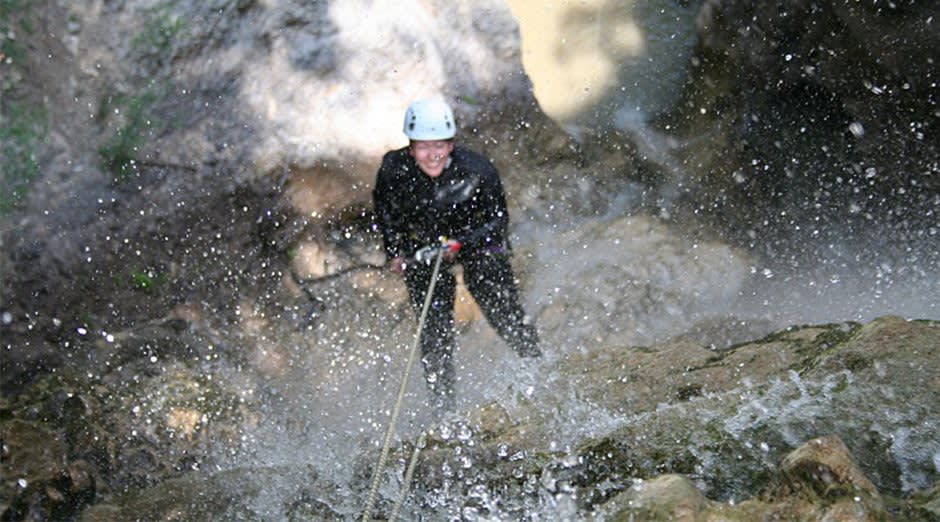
[373, 145, 540, 409]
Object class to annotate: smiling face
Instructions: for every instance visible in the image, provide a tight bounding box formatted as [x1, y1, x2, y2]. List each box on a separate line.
[409, 140, 454, 178]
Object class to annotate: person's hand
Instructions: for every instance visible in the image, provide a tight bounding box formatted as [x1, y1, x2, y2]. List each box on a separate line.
[442, 239, 461, 262]
[388, 256, 406, 274]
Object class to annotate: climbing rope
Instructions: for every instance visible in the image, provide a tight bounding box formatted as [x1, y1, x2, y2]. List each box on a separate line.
[361, 248, 445, 522]
[389, 431, 427, 521]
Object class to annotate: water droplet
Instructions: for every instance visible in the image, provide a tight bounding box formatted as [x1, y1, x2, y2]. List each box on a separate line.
[848, 122, 865, 138]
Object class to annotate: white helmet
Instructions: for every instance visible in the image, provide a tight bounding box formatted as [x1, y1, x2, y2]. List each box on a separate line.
[403, 97, 456, 140]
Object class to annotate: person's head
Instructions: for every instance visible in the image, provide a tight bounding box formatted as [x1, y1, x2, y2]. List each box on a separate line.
[403, 97, 456, 178]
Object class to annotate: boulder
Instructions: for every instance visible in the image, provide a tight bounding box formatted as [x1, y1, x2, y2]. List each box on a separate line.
[604, 474, 709, 521]
[601, 436, 889, 521]
[2, 460, 96, 522]
[777, 435, 882, 511]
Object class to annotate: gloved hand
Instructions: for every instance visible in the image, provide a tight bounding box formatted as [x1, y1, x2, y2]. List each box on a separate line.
[388, 256, 407, 274]
[412, 238, 462, 266]
[441, 238, 461, 261]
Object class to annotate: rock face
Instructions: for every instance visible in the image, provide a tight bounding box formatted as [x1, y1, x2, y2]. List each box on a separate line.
[0, 0, 579, 392]
[603, 436, 886, 521]
[662, 0, 940, 256]
[390, 316, 939, 519]
[3, 316, 932, 519]
[2, 1, 939, 520]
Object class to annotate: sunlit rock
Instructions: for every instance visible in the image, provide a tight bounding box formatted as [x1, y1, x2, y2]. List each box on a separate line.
[601, 436, 889, 521]
[777, 435, 883, 514]
[603, 474, 708, 521]
[290, 239, 339, 280]
[165, 407, 204, 442]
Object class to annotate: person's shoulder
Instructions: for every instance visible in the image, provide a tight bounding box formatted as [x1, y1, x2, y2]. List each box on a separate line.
[453, 146, 497, 173]
[453, 145, 487, 162]
[378, 147, 412, 175]
[381, 146, 410, 164]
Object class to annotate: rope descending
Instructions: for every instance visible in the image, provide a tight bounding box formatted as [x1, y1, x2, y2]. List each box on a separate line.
[361, 248, 445, 521]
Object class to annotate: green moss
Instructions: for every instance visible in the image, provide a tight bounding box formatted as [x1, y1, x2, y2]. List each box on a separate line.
[129, 267, 167, 293]
[98, 88, 160, 180]
[0, 0, 32, 62]
[724, 322, 862, 375]
[1, 32, 26, 68]
[1, 1, 43, 213]
[457, 94, 481, 106]
[0, 104, 45, 212]
[831, 373, 849, 393]
[793, 322, 862, 375]
[131, 2, 189, 57]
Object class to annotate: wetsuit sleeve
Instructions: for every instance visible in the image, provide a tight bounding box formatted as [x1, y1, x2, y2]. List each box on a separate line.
[457, 158, 510, 250]
[373, 154, 407, 259]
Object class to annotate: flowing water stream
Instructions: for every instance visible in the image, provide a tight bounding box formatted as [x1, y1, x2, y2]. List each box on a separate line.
[177, 3, 939, 518]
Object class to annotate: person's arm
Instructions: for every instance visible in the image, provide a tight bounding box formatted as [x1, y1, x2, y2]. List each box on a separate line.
[456, 157, 509, 250]
[373, 154, 408, 261]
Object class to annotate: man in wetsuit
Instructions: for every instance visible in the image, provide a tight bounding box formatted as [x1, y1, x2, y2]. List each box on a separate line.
[373, 97, 541, 411]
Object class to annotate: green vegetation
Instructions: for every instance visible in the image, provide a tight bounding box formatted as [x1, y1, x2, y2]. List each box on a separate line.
[1, 0, 43, 214]
[98, 88, 161, 180]
[0, 105, 45, 213]
[99, 2, 194, 180]
[457, 94, 481, 106]
[109, 266, 166, 293]
[0, 0, 32, 65]
[129, 267, 167, 293]
[131, 2, 188, 57]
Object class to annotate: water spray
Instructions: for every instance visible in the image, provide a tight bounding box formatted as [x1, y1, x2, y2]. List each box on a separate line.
[361, 245, 446, 521]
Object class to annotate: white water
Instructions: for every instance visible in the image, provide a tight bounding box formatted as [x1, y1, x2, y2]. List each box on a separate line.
[198, 1, 940, 518]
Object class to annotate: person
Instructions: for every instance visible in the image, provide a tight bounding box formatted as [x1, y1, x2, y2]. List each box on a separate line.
[372, 97, 541, 411]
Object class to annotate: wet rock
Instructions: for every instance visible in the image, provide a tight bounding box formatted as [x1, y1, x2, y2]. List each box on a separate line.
[775, 435, 885, 518]
[603, 474, 708, 521]
[391, 317, 938, 519]
[1, 319, 264, 500]
[1, 460, 95, 522]
[696, 0, 940, 115]
[1, 420, 68, 511]
[78, 466, 345, 522]
[6, 309, 934, 520]
[601, 436, 890, 521]
[664, 0, 940, 252]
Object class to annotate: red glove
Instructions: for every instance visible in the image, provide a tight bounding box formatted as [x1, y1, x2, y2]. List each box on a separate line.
[445, 239, 462, 253]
